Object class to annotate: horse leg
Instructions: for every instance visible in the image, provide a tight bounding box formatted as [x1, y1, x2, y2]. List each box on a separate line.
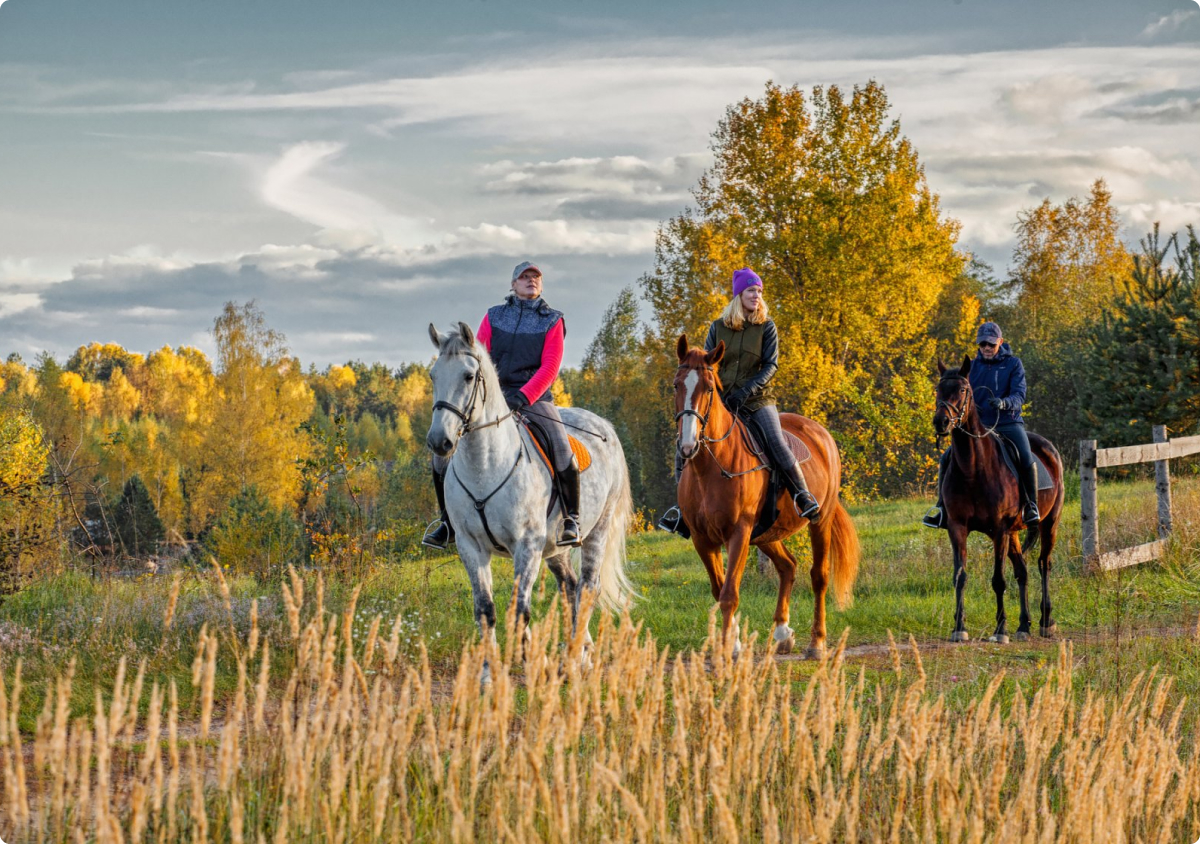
[758, 540, 798, 654]
[545, 549, 579, 629]
[718, 526, 753, 660]
[511, 539, 545, 660]
[806, 517, 833, 659]
[692, 534, 725, 602]
[459, 538, 498, 685]
[1038, 518, 1058, 637]
[988, 532, 1010, 644]
[1008, 532, 1032, 641]
[949, 523, 970, 642]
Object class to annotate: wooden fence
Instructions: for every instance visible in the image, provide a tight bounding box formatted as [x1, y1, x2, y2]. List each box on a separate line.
[1079, 425, 1200, 572]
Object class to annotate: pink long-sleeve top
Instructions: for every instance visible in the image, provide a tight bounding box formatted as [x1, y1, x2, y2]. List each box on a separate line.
[476, 313, 564, 404]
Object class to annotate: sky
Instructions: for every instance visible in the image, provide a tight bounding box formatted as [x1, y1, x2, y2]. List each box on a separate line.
[1, 0, 1198, 368]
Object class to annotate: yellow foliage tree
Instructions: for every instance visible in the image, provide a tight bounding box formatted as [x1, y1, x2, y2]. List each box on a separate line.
[644, 80, 964, 496]
[192, 302, 314, 528]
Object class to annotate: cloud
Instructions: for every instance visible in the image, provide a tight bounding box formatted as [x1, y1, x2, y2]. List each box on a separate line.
[480, 154, 705, 196]
[258, 142, 438, 246]
[1141, 8, 1200, 43]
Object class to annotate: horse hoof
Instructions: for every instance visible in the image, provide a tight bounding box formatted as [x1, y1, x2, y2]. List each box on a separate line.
[950, 631, 970, 643]
[773, 626, 796, 655]
[1040, 625, 1057, 638]
[988, 634, 1010, 644]
[1013, 631, 1030, 642]
[802, 645, 825, 661]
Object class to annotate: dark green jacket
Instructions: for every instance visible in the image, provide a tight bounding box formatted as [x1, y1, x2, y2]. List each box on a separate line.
[703, 318, 778, 413]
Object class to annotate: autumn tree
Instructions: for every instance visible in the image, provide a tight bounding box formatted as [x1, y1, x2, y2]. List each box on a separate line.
[568, 287, 677, 512]
[1002, 179, 1133, 449]
[192, 302, 313, 528]
[643, 80, 964, 496]
[0, 408, 58, 593]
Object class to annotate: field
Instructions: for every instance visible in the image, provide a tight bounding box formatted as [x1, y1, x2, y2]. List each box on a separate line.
[2, 476, 1200, 842]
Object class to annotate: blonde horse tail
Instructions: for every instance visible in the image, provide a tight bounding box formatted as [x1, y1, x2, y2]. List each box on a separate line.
[596, 455, 637, 612]
[829, 498, 860, 610]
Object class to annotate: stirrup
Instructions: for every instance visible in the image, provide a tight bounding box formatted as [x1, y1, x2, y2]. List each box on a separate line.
[557, 516, 583, 548]
[1022, 502, 1041, 527]
[794, 492, 820, 520]
[921, 505, 947, 530]
[421, 519, 454, 551]
[657, 506, 682, 533]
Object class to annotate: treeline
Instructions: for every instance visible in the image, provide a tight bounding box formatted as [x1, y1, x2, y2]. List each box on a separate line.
[3, 80, 1199, 591]
[0, 302, 442, 592]
[568, 81, 1200, 510]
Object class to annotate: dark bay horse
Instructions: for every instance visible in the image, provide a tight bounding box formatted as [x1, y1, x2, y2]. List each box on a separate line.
[934, 357, 1066, 642]
[673, 335, 860, 659]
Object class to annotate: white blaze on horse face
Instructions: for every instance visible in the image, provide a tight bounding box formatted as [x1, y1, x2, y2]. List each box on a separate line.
[679, 369, 700, 456]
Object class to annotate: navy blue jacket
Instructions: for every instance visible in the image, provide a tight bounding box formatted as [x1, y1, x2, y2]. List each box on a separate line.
[970, 343, 1026, 427]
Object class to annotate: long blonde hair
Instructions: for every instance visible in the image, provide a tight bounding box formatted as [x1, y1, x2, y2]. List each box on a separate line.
[721, 294, 769, 331]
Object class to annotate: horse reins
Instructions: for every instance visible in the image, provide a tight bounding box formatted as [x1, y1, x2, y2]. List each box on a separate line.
[432, 354, 514, 436]
[675, 364, 769, 479]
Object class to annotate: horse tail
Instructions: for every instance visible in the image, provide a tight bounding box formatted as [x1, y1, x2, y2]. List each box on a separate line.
[828, 498, 860, 610]
[596, 452, 637, 612]
[1022, 526, 1040, 556]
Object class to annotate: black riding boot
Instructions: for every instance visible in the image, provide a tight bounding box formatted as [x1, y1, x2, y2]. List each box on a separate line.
[556, 463, 583, 547]
[421, 467, 455, 550]
[921, 450, 951, 530]
[782, 460, 820, 520]
[656, 451, 691, 538]
[1021, 464, 1042, 526]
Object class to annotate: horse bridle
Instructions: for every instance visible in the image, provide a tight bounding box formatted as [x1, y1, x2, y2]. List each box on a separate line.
[935, 375, 997, 440]
[432, 353, 513, 437]
[674, 364, 765, 478]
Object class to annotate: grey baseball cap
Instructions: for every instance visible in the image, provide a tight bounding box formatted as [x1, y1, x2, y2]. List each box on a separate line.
[511, 261, 542, 281]
[976, 321, 1003, 344]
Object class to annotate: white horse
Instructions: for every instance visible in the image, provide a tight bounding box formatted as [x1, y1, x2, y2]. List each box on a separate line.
[426, 322, 636, 678]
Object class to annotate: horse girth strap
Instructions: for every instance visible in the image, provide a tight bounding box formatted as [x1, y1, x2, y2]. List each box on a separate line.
[450, 447, 524, 554]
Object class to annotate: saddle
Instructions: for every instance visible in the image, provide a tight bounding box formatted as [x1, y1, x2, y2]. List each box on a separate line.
[739, 417, 812, 540]
[522, 420, 592, 475]
[740, 424, 812, 465]
[991, 432, 1054, 491]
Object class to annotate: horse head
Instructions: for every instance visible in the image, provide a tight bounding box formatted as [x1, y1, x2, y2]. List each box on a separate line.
[673, 333, 725, 458]
[933, 356, 974, 437]
[426, 321, 491, 457]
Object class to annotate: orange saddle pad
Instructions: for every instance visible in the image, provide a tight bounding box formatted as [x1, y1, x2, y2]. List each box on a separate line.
[527, 430, 592, 473]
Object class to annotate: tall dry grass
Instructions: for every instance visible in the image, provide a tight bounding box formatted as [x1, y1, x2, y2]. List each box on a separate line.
[2, 568, 1199, 844]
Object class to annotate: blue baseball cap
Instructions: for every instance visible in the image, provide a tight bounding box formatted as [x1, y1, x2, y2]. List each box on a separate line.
[976, 321, 1003, 344]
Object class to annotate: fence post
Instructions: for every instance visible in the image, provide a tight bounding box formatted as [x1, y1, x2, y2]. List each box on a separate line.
[1080, 439, 1099, 572]
[1153, 424, 1173, 539]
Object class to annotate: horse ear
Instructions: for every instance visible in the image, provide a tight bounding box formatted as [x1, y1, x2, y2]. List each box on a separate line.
[428, 323, 442, 350]
[705, 341, 725, 366]
[676, 334, 689, 363]
[937, 358, 947, 376]
[458, 321, 475, 346]
[959, 355, 971, 376]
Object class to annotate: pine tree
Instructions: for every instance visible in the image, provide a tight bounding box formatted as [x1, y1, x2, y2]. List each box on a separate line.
[1079, 225, 1200, 444]
[112, 474, 165, 558]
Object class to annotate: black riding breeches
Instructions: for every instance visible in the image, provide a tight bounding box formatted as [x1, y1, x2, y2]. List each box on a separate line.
[745, 405, 796, 471]
[995, 421, 1035, 471]
[522, 399, 574, 473]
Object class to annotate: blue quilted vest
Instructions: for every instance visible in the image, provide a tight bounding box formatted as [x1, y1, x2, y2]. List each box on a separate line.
[486, 295, 565, 403]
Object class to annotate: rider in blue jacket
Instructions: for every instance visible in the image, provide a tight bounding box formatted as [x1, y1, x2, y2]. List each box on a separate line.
[922, 321, 1041, 529]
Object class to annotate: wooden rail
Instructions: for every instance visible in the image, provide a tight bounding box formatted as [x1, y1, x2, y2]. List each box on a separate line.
[1080, 425, 1200, 573]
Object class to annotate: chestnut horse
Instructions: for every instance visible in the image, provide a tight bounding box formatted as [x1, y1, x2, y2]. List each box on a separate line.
[933, 357, 1065, 643]
[673, 335, 860, 659]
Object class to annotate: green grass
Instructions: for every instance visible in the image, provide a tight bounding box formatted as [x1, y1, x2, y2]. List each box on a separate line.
[2, 475, 1199, 728]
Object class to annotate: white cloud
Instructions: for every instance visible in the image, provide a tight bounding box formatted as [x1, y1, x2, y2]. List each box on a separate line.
[0, 292, 41, 319]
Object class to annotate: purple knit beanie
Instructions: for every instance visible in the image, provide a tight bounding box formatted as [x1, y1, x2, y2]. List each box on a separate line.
[732, 267, 763, 297]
